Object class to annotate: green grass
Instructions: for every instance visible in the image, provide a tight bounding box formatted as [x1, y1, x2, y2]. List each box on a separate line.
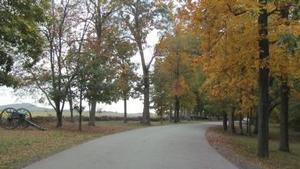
[209, 125, 300, 169]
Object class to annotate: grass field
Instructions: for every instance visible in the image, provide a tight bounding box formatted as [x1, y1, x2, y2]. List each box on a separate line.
[0, 121, 150, 169]
[207, 125, 300, 169]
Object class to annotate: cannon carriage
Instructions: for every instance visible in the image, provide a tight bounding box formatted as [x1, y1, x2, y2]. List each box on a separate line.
[0, 108, 46, 130]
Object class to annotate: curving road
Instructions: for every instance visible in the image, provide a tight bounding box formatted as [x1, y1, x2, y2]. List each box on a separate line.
[24, 123, 238, 169]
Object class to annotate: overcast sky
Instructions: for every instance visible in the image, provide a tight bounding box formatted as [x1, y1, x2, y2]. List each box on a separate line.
[0, 31, 160, 114]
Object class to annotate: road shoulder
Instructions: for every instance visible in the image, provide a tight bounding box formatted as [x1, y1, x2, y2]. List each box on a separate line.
[206, 127, 260, 169]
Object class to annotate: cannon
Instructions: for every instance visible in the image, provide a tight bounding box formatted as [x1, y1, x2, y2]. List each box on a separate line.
[0, 108, 46, 130]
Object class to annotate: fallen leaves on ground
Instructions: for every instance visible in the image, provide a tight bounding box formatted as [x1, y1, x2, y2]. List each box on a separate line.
[206, 127, 300, 169]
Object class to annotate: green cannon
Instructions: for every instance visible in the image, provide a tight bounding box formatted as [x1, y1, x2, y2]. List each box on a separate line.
[0, 108, 46, 131]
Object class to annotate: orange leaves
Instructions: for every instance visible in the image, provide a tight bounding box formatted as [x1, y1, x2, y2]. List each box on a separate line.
[178, 0, 260, 112]
[158, 0, 300, 114]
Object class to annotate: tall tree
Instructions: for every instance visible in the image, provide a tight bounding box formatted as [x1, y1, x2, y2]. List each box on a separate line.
[155, 30, 201, 122]
[121, 0, 171, 124]
[151, 58, 172, 123]
[26, 0, 85, 127]
[270, 2, 300, 152]
[85, 0, 122, 126]
[256, 0, 270, 158]
[115, 40, 139, 123]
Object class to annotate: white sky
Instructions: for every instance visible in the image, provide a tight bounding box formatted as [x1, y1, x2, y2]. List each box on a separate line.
[0, 30, 160, 114]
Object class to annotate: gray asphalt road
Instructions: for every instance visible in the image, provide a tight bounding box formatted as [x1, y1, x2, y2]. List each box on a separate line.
[24, 123, 238, 169]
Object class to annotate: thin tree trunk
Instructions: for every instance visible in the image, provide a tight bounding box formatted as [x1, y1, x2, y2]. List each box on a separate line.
[279, 81, 289, 152]
[223, 111, 228, 131]
[257, 0, 270, 157]
[239, 113, 244, 135]
[124, 98, 127, 123]
[174, 96, 180, 123]
[254, 113, 258, 134]
[88, 100, 96, 126]
[79, 87, 83, 131]
[78, 103, 82, 132]
[79, 111, 82, 131]
[249, 110, 253, 136]
[69, 98, 74, 122]
[246, 112, 250, 135]
[160, 109, 163, 124]
[230, 107, 236, 133]
[169, 106, 173, 122]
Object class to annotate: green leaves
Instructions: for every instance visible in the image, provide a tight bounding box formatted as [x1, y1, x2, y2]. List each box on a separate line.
[0, 0, 48, 87]
[276, 33, 300, 54]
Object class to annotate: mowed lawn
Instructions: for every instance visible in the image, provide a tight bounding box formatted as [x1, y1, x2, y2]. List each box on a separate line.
[0, 121, 146, 169]
[207, 125, 300, 169]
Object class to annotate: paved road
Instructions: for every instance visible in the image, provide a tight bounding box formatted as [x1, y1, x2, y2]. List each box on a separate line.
[24, 123, 238, 169]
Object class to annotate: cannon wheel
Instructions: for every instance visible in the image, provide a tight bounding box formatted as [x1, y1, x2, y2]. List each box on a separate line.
[17, 108, 32, 128]
[0, 108, 18, 129]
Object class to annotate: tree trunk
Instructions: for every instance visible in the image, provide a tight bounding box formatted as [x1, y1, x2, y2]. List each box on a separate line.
[169, 106, 173, 122]
[174, 96, 180, 123]
[136, 38, 151, 125]
[223, 111, 228, 131]
[254, 113, 258, 134]
[239, 113, 244, 135]
[246, 112, 250, 135]
[142, 71, 151, 125]
[248, 110, 253, 136]
[55, 101, 63, 128]
[278, 2, 290, 153]
[160, 109, 163, 124]
[88, 100, 96, 126]
[69, 98, 74, 122]
[79, 111, 82, 131]
[56, 111, 63, 128]
[124, 98, 127, 123]
[79, 87, 83, 131]
[229, 107, 236, 133]
[257, 1, 270, 158]
[279, 81, 289, 152]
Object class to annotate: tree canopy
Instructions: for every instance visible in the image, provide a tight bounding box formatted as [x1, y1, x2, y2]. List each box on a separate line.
[0, 0, 48, 86]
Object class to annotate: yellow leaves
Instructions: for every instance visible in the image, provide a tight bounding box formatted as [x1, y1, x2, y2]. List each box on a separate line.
[270, 47, 300, 79]
[179, 0, 261, 108]
[175, 0, 300, 113]
[240, 94, 257, 113]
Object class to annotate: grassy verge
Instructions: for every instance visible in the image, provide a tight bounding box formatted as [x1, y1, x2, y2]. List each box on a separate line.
[0, 121, 148, 169]
[206, 125, 300, 169]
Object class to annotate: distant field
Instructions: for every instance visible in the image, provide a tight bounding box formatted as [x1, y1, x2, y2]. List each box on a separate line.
[0, 103, 151, 118]
[30, 111, 156, 118]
